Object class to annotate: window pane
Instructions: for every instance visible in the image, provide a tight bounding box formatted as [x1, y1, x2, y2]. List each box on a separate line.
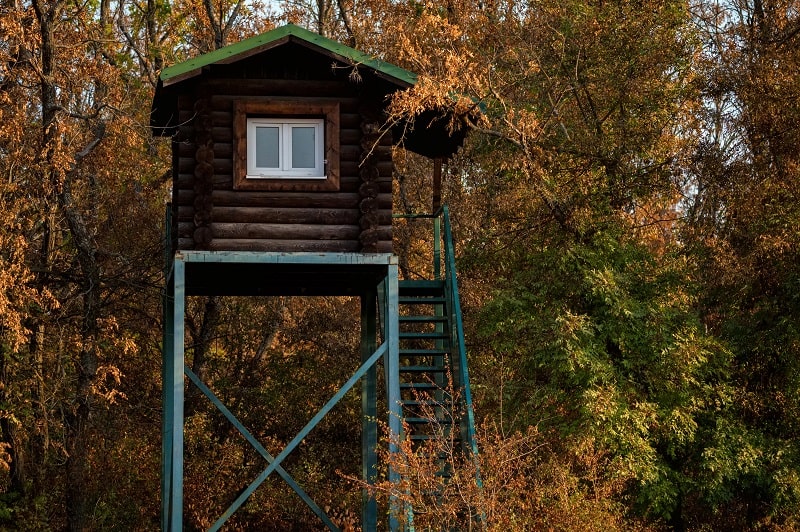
[291, 126, 316, 169]
[255, 126, 280, 169]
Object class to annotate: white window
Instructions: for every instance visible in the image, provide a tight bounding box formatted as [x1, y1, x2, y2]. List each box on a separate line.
[246, 118, 325, 179]
[233, 100, 339, 191]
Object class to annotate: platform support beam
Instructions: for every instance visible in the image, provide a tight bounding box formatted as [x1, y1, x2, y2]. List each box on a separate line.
[361, 288, 378, 530]
[384, 264, 403, 531]
[161, 252, 403, 531]
[162, 258, 185, 530]
[160, 274, 171, 530]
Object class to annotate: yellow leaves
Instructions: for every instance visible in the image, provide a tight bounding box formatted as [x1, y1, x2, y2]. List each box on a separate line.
[756, 230, 795, 260]
[0, 442, 11, 473]
[0, 226, 49, 350]
[91, 365, 127, 404]
[556, 310, 591, 343]
[502, 107, 544, 147]
[98, 317, 138, 356]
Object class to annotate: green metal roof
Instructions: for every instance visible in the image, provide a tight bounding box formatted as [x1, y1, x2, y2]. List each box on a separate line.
[159, 23, 418, 87]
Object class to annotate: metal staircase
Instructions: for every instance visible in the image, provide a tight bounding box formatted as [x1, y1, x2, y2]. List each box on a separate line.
[395, 206, 480, 482]
[398, 279, 454, 447]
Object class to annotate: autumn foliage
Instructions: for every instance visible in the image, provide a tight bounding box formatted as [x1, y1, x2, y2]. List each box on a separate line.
[1, 0, 799, 530]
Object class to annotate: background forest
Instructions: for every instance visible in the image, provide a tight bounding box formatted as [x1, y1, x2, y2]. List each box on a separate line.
[0, 0, 799, 530]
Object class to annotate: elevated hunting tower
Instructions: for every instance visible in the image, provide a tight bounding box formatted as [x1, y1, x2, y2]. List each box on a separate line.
[151, 24, 479, 531]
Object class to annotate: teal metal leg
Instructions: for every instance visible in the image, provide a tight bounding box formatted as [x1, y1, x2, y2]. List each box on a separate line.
[384, 265, 402, 531]
[161, 269, 173, 530]
[361, 290, 378, 531]
[168, 257, 185, 531]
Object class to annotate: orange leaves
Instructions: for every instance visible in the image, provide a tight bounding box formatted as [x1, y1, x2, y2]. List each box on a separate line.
[91, 365, 127, 405]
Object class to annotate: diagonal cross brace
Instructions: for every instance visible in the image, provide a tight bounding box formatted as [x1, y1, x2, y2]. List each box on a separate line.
[208, 341, 390, 532]
[183, 366, 338, 530]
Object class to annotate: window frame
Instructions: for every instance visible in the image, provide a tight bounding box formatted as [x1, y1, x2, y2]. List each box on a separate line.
[246, 118, 325, 178]
[233, 100, 340, 191]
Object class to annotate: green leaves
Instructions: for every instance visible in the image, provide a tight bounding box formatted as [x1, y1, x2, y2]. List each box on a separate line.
[476, 222, 735, 520]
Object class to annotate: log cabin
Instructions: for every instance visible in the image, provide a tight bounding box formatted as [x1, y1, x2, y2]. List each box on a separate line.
[150, 23, 469, 256]
[152, 26, 481, 531]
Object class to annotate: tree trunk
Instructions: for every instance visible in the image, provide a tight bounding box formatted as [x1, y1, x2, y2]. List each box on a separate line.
[186, 296, 221, 416]
[61, 173, 102, 531]
[34, 0, 103, 527]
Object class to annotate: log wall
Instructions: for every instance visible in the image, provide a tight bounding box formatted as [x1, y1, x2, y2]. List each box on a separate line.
[172, 50, 393, 253]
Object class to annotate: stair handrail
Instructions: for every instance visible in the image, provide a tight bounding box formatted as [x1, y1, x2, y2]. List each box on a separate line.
[441, 206, 486, 528]
[440, 206, 479, 458]
[395, 206, 485, 525]
[392, 207, 477, 453]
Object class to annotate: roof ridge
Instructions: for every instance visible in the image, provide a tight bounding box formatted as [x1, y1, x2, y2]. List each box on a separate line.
[159, 23, 417, 87]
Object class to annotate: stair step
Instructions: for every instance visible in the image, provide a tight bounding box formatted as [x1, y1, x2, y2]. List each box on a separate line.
[400, 365, 446, 373]
[417, 451, 453, 460]
[400, 349, 449, 356]
[400, 331, 449, 340]
[399, 297, 446, 305]
[409, 435, 461, 445]
[400, 315, 448, 323]
[399, 280, 446, 297]
[401, 399, 452, 408]
[404, 416, 453, 425]
[401, 382, 439, 390]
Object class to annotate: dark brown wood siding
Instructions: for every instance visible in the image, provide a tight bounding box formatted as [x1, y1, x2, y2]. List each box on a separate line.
[172, 47, 393, 253]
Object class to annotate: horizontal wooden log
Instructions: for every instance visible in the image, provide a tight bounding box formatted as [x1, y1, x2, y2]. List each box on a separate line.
[176, 121, 369, 147]
[177, 139, 366, 163]
[206, 80, 357, 99]
[176, 156, 393, 180]
[178, 222, 362, 240]
[179, 189, 353, 208]
[177, 142, 233, 159]
[173, 172, 392, 194]
[178, 142, 363, 164]
[209, 223, 361, 240]
[207, 190, 391, 209]
[194, 226, 213, 247]
[178, 206, 391, 225]
[197, 104, 363, 129]
[178, 143, 366, 175]
[208, 239, 362, 252]
[175, 175, 371, 195]
[376, 226, 392, 240]
[175, 172, 231, 188]
[212, 127, 231, 143]
[208, 96, 359, 114]
[341, 160, 394, 177]
[359, 225, 392, 240]
[211, 110, 231, 126]
[181, 152, 223, 169]
[179, 139, 367, 161]
[188, 125, 386, 148]
[177, 237, 391, 253]
[341, 144, 391, 162]
[179, 206, 362, 225]
[343, 129, 392, 146]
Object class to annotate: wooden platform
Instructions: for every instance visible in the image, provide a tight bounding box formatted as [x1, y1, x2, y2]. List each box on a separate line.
[172, 250, 397, 296]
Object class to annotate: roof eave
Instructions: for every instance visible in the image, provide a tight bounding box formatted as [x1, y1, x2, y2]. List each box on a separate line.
[159, 25, 416, 89]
